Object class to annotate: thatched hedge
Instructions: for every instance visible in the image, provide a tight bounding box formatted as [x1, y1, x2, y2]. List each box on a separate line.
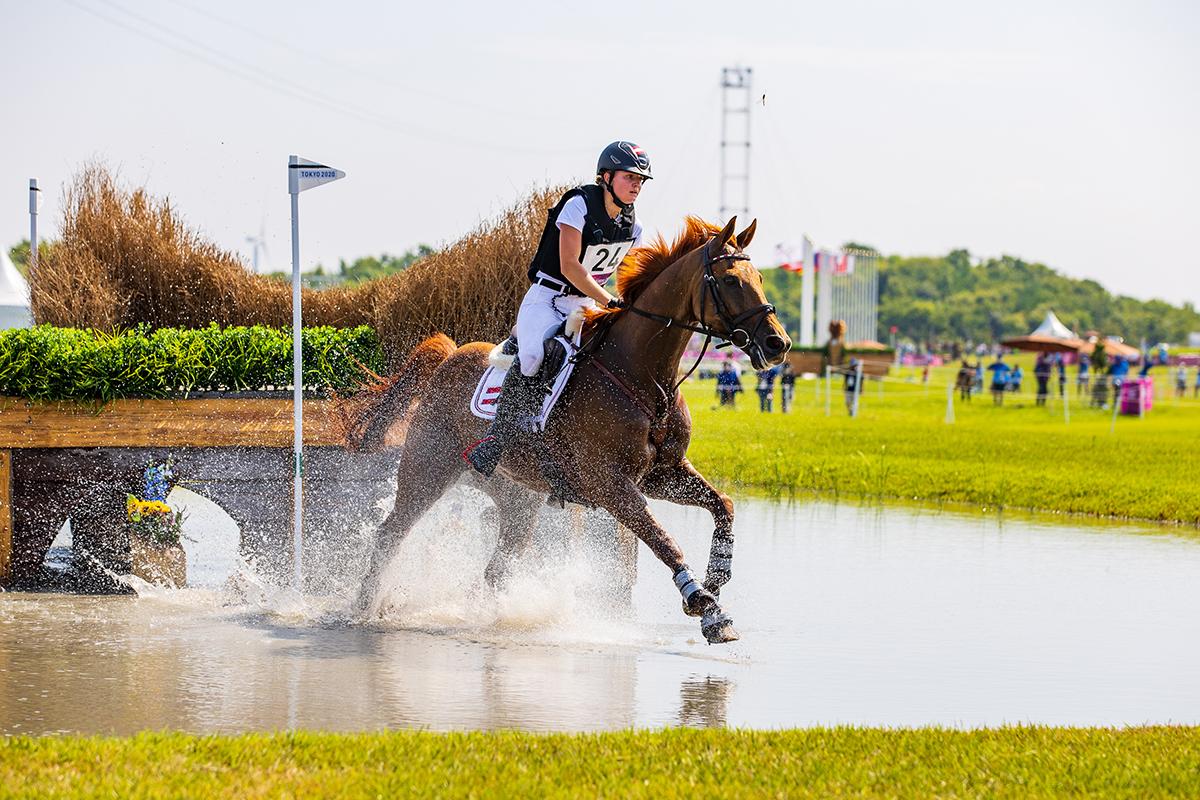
[32, 165, 566, 369]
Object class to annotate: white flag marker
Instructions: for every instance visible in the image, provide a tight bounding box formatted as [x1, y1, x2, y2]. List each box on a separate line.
[288, 154, 346, 591]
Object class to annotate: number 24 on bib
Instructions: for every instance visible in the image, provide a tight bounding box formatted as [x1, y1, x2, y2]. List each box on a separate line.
[582, 241, 634, 285]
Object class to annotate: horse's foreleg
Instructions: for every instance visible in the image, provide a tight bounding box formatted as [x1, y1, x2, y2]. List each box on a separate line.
[640, 459, 734, 596]
[600, 477, 739, 644]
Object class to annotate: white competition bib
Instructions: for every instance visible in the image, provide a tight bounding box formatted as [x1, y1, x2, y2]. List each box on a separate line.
[581, 240, 634, 285]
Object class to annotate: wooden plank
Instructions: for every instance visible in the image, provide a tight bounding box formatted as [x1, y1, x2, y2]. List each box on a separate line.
[0, 449, 10, 583]
[0, 398, 354, 448]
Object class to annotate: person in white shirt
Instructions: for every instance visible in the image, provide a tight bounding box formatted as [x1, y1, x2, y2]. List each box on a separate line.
[465, 141, 652, 477]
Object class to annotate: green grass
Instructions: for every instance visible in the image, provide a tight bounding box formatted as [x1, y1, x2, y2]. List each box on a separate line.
[685, 359, 1200, 525]
[2, 727, 1197, 799]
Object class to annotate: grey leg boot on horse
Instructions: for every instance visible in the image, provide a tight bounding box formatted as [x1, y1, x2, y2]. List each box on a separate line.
[464, 364, 549, 477]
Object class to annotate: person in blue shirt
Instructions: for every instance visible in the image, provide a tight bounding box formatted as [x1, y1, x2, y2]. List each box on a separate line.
[987, 355, 1012, 405]
[716, 360, 743, 408]
[1076, 353, 1090, 395]
[1008, 364, 1023, 394]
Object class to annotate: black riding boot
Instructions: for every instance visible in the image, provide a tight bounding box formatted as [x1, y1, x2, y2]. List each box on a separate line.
[465, 366, 548, 477]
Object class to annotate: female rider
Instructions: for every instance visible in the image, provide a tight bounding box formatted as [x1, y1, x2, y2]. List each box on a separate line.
[465, 140, 652, 476]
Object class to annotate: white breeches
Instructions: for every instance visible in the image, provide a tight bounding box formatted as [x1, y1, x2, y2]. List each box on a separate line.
[514, 284, 595, 377]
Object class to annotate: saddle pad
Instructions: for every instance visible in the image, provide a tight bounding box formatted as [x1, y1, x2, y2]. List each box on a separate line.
[470, 336, 577, 430]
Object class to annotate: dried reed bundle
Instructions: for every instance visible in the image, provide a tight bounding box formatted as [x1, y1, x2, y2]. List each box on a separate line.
[33, 164, 568, 368]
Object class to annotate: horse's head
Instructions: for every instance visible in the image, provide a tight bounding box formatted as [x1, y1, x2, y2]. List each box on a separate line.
[688, 217, 791, 370]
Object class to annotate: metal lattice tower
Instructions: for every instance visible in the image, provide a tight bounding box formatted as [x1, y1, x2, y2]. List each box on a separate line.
[719, 66, 753, 221]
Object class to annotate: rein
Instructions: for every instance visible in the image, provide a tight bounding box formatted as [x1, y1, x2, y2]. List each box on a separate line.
[626, 238, 777, 391]
[573, 235, 779, 423]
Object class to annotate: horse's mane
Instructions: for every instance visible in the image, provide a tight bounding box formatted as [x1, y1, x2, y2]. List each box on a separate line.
[587, 216, 725, 327]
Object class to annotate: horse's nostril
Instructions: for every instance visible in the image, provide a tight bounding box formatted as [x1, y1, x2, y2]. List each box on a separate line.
[765, 335, 786, 354]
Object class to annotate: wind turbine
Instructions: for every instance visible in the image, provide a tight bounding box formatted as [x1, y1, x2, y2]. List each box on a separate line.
[245, 220, 269, 274]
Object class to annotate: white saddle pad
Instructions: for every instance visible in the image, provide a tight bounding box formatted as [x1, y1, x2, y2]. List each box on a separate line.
[470, 336, 577, 431]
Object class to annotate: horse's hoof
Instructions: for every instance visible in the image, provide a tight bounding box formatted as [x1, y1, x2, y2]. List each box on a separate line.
[682, 587, 716, 618]
[702, 620, 740, 644]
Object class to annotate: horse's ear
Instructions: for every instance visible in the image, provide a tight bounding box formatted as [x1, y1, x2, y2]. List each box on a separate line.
[735, 219, 757, 250]
[716, 216, 737, 247]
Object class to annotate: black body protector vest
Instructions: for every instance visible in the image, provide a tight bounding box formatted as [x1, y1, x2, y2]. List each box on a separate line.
[527, 184, 636, 296]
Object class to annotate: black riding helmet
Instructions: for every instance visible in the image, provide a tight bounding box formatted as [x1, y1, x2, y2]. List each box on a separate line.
[597, 141, 653, 179]
[597, 141, 652, 211]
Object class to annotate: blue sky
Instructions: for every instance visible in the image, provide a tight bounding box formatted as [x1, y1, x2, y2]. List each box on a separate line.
[2, 0, 1197, 306]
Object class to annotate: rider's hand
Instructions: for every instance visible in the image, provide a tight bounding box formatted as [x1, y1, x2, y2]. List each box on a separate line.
[606, 297, 627, 310]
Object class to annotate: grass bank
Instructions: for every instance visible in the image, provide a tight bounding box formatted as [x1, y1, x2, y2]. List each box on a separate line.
[684, 362, 1200, 524]
[2, 727, 1197, 799]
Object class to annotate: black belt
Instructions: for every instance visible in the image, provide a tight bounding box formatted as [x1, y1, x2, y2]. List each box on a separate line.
[532, 274, 584, 297]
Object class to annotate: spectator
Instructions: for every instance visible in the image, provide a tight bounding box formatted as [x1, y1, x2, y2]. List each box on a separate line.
[779, 362, 796, 413]
[973, 361, 984, 394]
[1034, 352, 1052, 406]
[716, 361, 742, 408]
[1076, 353, 1090, 395]
[1195, 367, 1200, 399]
[844, 358, 861, 416]
[1176, 366, 1188, 399]
[1056, 355, 1066, 396]
[1009, 364, 1023, 394]
[756, 366, 778, 413]
[987, 355, 1011, 405]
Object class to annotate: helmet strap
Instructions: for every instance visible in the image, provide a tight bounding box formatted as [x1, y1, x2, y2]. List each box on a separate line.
[602, 174, 634, 212]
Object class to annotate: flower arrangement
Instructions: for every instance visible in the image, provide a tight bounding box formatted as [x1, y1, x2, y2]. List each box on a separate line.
[125, 459, 184, 546]
[126, 495, 184, 546]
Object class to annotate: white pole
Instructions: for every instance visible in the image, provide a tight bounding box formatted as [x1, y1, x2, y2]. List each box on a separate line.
[28, 178, 40, 281]
[1063, 381, 1070, 425]
[800, 237, 814, 346]
[825, 365, 831, 417]
[945, 381, 955, 424]
[1110, 377, 1120, 434]
[1138, 380, 1145, 420]
[853, 362, 863, 417]
[289, 156, 304, 590]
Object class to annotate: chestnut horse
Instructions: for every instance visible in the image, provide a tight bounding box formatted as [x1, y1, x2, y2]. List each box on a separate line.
[344, 216, 790, 643]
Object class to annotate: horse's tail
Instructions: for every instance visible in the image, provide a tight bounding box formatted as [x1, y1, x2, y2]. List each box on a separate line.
[338, 333, 458, 453]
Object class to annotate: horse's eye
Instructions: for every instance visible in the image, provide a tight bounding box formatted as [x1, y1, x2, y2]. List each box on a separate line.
[722, 275, 738, 287]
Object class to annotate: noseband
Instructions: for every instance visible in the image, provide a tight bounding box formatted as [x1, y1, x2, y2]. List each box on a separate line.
[626, 237, 779, 382]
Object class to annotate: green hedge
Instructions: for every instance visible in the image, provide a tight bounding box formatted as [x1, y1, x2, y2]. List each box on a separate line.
[0, 324, 385, 401]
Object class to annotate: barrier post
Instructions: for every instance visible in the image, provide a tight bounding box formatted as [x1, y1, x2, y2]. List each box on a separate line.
[1110, 378, 1120, 433]
[825, 366, 831, 417]
[852, 362, 863, 417]
[945, 381, 955, 424]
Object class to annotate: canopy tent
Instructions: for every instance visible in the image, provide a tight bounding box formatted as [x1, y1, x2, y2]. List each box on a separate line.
[1077, 337, 1141, 361]
[0, 250, 32, 329]
[1030, 310, 1077, 340]
[1001, 311, 1081, 353]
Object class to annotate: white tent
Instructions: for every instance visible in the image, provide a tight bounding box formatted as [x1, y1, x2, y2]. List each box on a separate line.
[0, 250, 32, 328]
[1030, 310, 1076, 340]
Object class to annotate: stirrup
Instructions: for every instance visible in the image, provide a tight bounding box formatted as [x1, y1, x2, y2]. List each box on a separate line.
[463, 436, 502, 477]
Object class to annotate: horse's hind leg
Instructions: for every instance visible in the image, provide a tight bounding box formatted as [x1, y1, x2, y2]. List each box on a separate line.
[481, 479, 542, 589]
[599, 476, 739, 644]
[640, 459, 734, 596]
[355, 438, 466, 616]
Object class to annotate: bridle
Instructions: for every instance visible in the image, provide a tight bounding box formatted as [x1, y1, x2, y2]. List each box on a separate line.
[624, 236, 779, 388]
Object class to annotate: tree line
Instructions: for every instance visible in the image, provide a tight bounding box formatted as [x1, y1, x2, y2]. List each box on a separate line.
[759, 248, 1200, 347]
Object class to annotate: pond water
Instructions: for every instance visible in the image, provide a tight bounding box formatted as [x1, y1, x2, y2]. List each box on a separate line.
[2, 491, 1198, 735]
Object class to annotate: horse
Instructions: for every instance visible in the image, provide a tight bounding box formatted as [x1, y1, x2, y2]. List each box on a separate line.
[343, 216, 791, 644]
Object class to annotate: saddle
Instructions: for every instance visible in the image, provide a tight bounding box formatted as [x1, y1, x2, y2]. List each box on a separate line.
[469, 315, 592, 508]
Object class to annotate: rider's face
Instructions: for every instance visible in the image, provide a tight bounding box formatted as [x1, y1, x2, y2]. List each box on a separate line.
[609, 170, 647, 205]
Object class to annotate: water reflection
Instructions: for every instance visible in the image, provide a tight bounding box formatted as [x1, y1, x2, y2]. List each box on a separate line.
[678, 676, 734, 729]
[3, 497, 1200, 734]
